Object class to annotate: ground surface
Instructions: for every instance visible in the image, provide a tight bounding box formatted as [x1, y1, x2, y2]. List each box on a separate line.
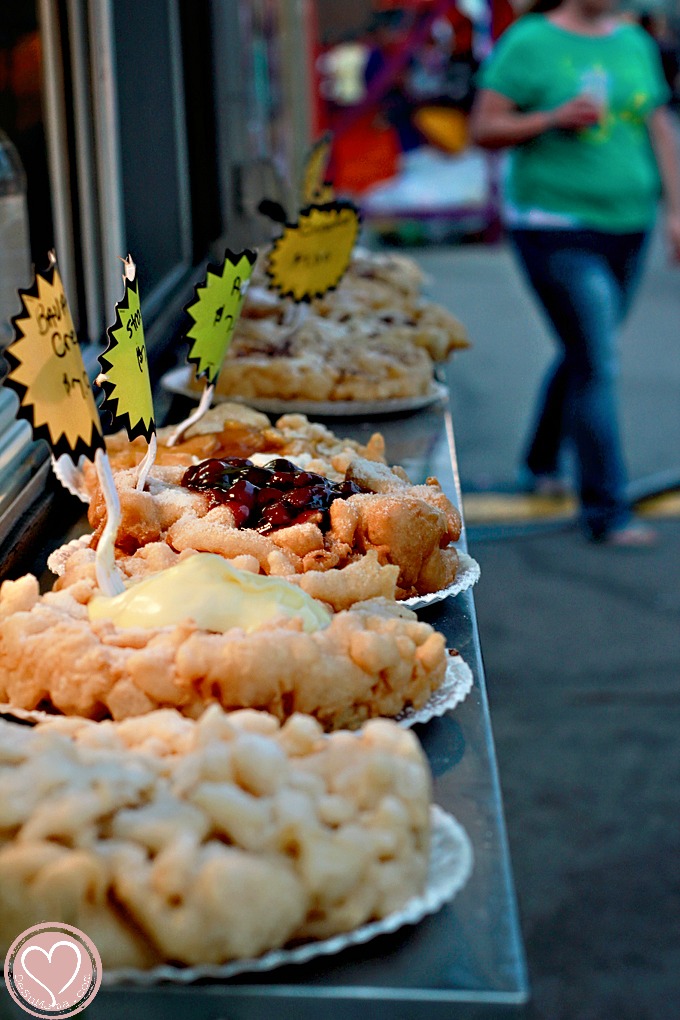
[398, 222, 680, 1020]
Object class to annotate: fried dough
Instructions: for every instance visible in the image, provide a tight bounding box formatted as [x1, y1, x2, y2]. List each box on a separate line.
[0, 707, 431, 967]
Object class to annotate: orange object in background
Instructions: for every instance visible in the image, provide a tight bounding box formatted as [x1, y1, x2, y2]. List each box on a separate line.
[413, 105, 468, 153]
[331, 111, 401, 194]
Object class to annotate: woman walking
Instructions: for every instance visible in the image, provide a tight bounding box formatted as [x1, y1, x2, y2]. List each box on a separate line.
[471, 0, 680, 544]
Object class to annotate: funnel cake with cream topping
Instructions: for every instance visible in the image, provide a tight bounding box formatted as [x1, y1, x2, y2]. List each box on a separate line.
[0, 706, 431, 968]
[0, 550, 446, 726]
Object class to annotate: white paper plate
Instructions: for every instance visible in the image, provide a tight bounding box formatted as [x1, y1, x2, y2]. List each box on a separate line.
[161, 365, 448, 418]
[102, 804, 473, 986]
[397, 650, 473, 727]
[402, 552, 480, 610]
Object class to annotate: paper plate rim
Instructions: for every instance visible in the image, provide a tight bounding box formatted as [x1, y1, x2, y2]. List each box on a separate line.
[161, 365, 448, 417]
[101, 804, 473, 986]
[402, 552, 480, 610]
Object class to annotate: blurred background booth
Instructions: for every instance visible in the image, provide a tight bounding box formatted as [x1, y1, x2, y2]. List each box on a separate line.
[0, 0, 310, 556]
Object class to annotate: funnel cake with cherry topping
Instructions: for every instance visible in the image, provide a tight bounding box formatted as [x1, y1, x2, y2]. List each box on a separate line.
[82, 448, 462, 607]
[0, 707, 431, 968]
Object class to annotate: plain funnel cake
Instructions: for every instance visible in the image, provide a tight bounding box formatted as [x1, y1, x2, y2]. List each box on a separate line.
[0, 707, 432, 968]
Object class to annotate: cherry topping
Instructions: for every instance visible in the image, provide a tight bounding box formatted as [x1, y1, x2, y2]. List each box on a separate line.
[255, 486, 286, 507]
[181, 456, 364, 533]
[292, 471, 323, 488]
[257, 503, 293, 531]
[242, 465, 275, 487]
[182, 458, 244, 492]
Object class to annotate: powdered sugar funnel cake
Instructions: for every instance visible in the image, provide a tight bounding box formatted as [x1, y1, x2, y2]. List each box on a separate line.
[103, 805, 473, 986]
[160, 365, 448, 417]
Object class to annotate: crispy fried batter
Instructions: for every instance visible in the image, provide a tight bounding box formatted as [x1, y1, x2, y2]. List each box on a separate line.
[213, 321, 434, 403]
[329, 494, 460, 596]
[102, 407, 385, 481]
[0, 707, 431, 967]
[83, 455, 460, 601]
[0, 566, 446, 728]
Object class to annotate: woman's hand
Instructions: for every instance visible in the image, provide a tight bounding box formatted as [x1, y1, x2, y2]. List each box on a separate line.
[471, 89, 602, 150]
[665, 212, 680, 263]
[551, 95, 602, 131]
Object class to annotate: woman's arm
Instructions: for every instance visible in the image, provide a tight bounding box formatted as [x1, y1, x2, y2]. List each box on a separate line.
[470, 88, 602, 150]
[648, 106, 680, 262]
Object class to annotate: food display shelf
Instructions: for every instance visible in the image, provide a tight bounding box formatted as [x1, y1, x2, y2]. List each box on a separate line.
[71, 392, 529, 1020]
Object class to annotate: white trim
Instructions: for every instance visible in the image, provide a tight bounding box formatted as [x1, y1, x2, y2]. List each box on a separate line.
[167, 0, 192, 267]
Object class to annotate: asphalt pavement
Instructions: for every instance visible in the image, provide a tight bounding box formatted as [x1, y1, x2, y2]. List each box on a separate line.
[402, 224, 680, 1020]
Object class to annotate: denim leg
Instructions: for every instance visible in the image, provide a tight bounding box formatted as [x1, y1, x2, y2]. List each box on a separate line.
[604, 231, 649, 324]
[512, 232, 632, 537]
[525, 354, 569, 477]
[511, 232, 570, 477]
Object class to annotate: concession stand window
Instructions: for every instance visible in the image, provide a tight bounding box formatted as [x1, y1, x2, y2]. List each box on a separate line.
[0, 0, 293, 564]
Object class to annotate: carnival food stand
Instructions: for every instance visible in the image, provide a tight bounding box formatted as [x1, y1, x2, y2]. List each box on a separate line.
[0, 244, 527, 1017]
[0, 3, 527, 1016]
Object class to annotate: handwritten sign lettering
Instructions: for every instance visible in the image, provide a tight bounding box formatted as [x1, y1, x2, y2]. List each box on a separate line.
[266, 202, 360, 303]
[4, 258, 103, 461]
[99, 257, 155, 442]
[185, 249, 256, 386]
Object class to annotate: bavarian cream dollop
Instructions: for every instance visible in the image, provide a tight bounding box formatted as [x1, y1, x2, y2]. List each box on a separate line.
[88, 553, 330, 633]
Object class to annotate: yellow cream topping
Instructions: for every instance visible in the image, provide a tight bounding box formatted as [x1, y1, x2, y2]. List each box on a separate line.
[88, 553, 331, 634]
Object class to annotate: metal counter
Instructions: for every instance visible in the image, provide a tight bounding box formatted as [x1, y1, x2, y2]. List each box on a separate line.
[50, 395, 530, 1019]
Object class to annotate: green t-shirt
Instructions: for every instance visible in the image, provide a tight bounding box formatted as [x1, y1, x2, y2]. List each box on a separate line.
[480, 16, 670, 231]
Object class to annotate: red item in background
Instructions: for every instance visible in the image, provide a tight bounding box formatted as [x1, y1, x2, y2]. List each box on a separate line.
[330, 112, 400, 194]
[491, 0, 515, 40]
[442, 7, 473, 55]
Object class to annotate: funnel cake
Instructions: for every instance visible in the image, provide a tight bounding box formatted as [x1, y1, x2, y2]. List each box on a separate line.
[0, 551, 446, 726]
[82, 432, 462, 606]
[204, 249, 468, 403]
[91, 407, 460, 603]
[0, 707, 431, 968]
[105, 403, 386, 478]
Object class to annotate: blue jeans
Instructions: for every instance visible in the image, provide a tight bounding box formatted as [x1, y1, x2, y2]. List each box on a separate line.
[510, 228, 648, 539]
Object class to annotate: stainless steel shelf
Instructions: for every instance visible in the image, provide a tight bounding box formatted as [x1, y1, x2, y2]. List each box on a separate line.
[10, 394, 529, 1019]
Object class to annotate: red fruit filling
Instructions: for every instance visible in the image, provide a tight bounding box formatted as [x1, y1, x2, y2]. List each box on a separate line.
[181, 457, 363, 533]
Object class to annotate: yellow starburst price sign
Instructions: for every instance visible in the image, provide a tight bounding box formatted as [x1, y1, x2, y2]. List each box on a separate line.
[4, 255, 104, 461]
[267, 201, 360, 303]
[185, 249, 257, 386]
[301, 134, 334, 206]
[99, 256, 155, 442]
